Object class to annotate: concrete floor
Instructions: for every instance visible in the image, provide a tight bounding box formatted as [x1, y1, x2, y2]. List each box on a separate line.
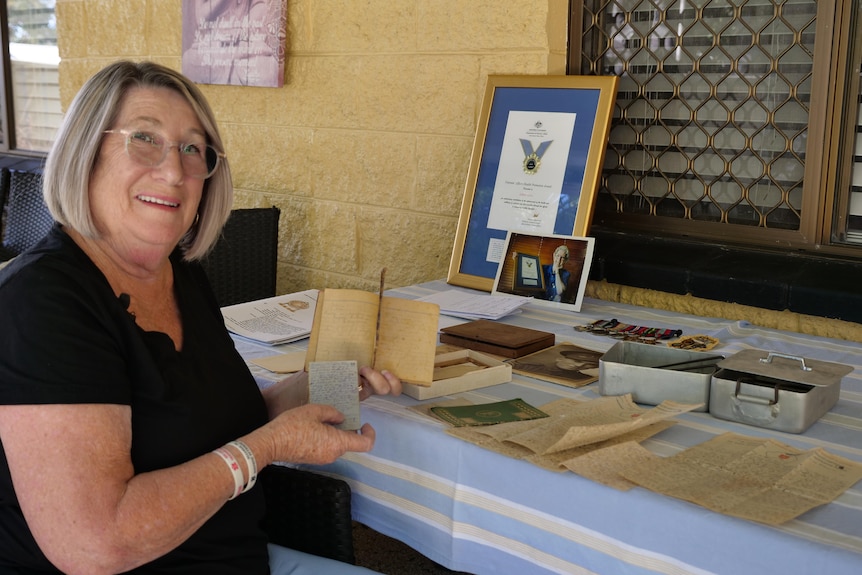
[353, 523, 473, 575]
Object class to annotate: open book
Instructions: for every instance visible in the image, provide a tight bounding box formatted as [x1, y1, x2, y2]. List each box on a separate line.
[304, 273, 440, 386]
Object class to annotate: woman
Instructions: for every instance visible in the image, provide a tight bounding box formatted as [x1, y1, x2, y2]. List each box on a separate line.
[0, 61, 395, 574]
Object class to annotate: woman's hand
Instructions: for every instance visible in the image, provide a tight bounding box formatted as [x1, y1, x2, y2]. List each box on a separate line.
[358, 366, 401, 401]
[262, 364, 402, 417]
[261, 403, 376, 465]
[256, 365, 399, 464]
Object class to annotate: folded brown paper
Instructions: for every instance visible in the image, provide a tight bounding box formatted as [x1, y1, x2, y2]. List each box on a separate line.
[439, 319, 555, 358]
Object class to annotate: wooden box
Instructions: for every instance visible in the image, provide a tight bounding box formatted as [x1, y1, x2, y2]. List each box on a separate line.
[402, 349, 512, 400]
[438, 319, 555, 359]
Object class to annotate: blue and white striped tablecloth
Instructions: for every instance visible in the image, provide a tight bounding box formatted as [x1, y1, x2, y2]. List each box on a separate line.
[234, 280, 862, 575]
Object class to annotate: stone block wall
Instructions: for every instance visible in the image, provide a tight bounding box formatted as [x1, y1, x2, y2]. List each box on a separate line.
[54, 0, 568, 293]
[52, 0, 862, 341]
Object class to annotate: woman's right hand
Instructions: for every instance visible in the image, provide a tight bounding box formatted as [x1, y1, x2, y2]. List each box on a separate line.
[261, 403, 376, 465]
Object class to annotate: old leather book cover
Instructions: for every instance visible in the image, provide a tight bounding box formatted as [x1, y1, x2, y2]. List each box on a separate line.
[439, 319, 555, 358]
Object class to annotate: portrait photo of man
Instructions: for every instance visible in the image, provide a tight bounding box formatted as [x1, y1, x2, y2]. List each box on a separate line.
[493, 232, 595, 311]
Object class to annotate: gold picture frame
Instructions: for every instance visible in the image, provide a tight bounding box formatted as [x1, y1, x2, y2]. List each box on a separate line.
[447, 75, 618, 291]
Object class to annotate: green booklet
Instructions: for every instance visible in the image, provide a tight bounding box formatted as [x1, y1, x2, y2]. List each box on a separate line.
[431, 398, 549, 427]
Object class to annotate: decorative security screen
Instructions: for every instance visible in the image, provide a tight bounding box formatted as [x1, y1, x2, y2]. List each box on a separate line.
[848, 67, 862, 243]
[580, 0, 817, 230]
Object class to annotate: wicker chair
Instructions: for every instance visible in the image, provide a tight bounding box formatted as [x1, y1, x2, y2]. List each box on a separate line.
[0, 168, 11, 262]
[202, 207, 281, 307]
[1, 169, 54, 261]
[204, 207, 356, 564]
[260, 465, 356, 564]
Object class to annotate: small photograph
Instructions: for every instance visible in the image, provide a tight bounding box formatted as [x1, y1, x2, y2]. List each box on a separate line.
[509, 342, 603, 389]
[492, 232, 595, 311]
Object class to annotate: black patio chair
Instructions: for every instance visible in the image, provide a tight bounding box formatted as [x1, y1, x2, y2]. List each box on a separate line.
[202, 207, 281, 307]
[1, 170, 54, 260]
[203, 206, 356, 564]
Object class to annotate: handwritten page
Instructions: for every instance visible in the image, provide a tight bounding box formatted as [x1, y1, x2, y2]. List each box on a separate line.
[442, 397, 674, 472]
[527, 421, 675, 473]
[619, 432, 862, 525]
[438, 393, 862, 524]
[373, 296, 440, 384]
[306, 290, 380, 369]
[308, 360, 361, 430]
[502, 395, 701, 455]
[221, 289, 318, 345]
[439, 396, 686, 472]
[306, 288, 440, 385]
[563, 441, 658, 490]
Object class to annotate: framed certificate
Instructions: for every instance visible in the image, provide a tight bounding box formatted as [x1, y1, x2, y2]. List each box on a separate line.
[513, 252, 544, 293]
[447, 75, 618, 291]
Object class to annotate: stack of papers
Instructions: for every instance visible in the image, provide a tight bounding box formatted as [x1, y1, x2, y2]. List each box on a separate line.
[416, 289, 531, 321]
[221, 289, 318, 345]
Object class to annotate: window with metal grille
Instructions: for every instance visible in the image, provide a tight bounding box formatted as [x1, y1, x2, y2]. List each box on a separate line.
[570, 0, 862, 258]
[578, 0, 845, 250]
[843, 19, 862, 245]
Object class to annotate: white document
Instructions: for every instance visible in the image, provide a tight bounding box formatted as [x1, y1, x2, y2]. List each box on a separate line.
[487, 110, 577, 235]
[417, 289, 531, 321]
[221, 289, 319, 345]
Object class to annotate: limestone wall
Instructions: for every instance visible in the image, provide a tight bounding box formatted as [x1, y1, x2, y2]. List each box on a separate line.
[55, 0, 568, 293]
[53, 0, 861, 341]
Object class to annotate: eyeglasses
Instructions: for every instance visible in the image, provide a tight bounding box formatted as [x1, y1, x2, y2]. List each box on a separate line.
[104, 129, 225, 179]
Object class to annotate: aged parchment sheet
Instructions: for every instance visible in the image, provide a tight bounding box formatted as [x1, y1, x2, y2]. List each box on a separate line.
[569, 433, 862, 524]
[429, 395, 862, 525]
[444, 396, 694, 471]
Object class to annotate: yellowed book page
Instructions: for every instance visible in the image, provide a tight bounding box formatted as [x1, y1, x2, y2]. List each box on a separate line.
[306, 289, 379, 368]
[373, 297, 440, 385]
[304, 290, 326, 368]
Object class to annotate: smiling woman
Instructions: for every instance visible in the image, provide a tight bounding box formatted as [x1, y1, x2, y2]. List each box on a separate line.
[0, 60, 397, 575]
[78, 85, 215, 281]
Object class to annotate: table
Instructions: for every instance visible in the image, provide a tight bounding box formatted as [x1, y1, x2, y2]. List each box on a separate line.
[234, 280, 862, 575]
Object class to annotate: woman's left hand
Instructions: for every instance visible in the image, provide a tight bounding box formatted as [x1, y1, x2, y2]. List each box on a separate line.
[358, 366, 401, 401]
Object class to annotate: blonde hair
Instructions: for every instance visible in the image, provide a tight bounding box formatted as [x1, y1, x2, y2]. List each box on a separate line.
[43, 60, 232, 261]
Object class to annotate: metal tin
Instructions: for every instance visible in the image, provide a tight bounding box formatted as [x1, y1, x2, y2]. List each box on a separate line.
[709, 350, 852, 433]
[598, 341, 722, 411]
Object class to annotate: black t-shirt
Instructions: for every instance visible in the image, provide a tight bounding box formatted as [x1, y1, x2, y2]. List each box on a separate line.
[0, 226, 270, 574]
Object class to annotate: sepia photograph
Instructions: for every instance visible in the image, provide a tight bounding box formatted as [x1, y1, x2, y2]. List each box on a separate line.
[509, 342, 603, 389]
